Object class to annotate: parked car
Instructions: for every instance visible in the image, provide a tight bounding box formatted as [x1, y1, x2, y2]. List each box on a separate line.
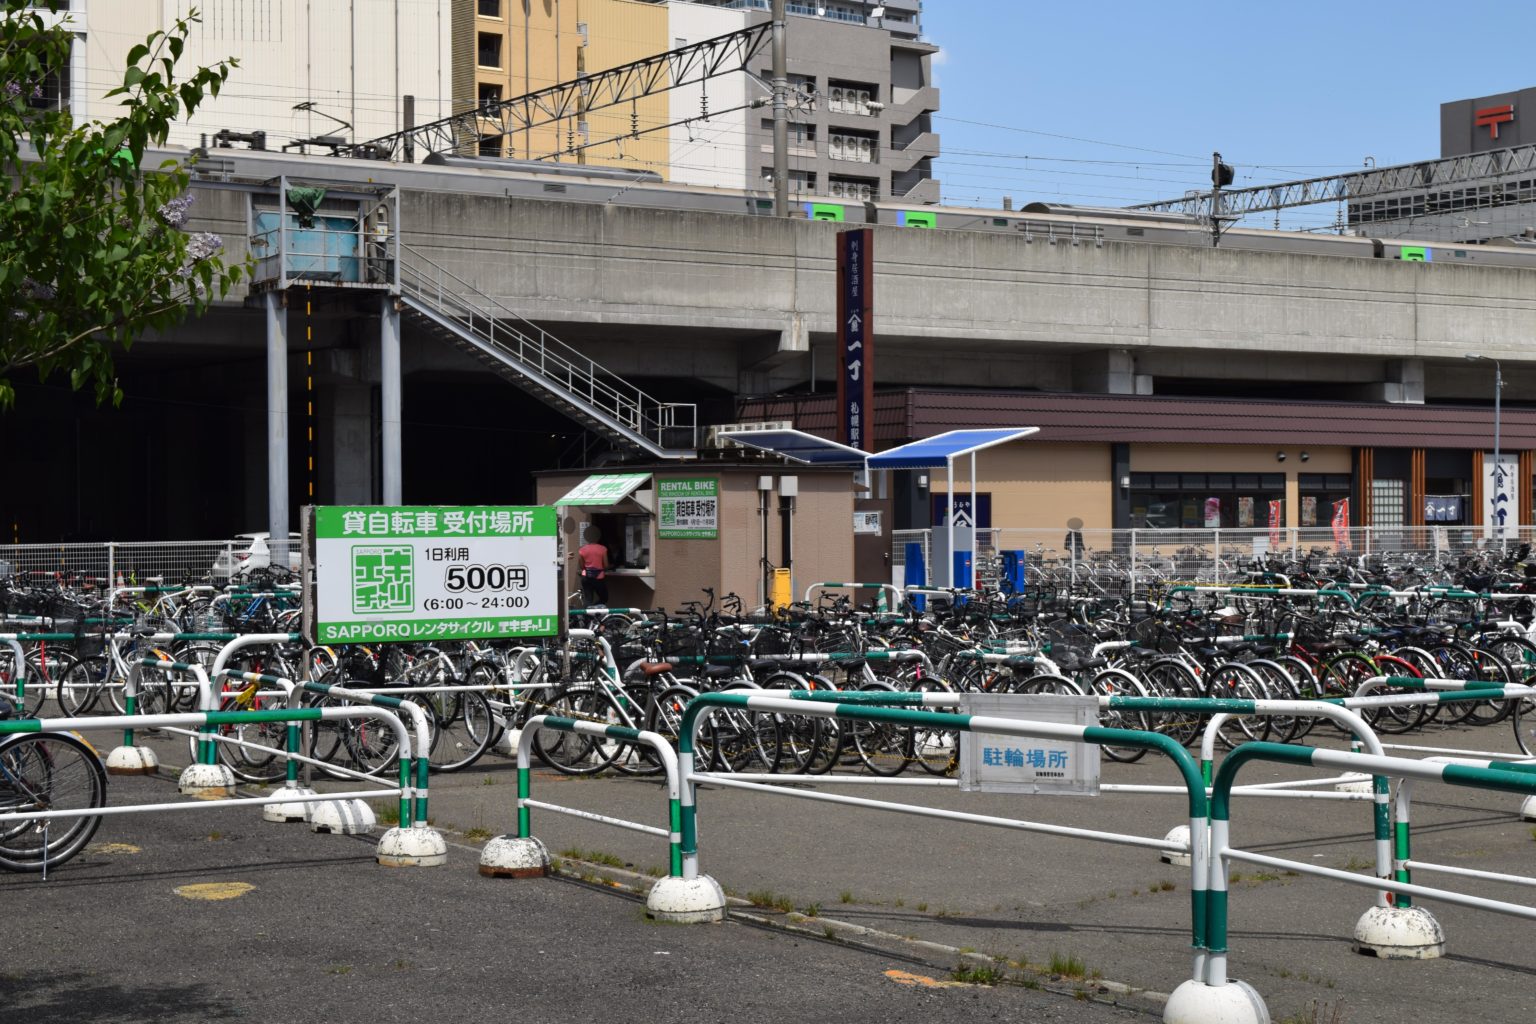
[211, 532, 302, 581]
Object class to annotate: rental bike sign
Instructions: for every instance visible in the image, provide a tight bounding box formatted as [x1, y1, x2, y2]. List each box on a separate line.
[305, 505, 559, 644]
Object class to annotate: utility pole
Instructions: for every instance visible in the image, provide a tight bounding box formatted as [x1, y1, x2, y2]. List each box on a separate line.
[772, 0, 788, 217]
[1209, 151, 1233, 247]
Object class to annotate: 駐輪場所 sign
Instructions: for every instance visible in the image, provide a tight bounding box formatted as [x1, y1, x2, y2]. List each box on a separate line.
[311, 506, 558, 644]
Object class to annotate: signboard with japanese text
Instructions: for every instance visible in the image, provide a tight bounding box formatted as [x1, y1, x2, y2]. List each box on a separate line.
[836, 228, 874, 450]
[1482, 453, 1517, 539]
[957, 694, 1099, 795]
[931, 493, 992, 529]
[305, 505, 559, 645]
[554, 472, 651, 507]
[853, 511, 882, 535]
[657, 477, 719, 539]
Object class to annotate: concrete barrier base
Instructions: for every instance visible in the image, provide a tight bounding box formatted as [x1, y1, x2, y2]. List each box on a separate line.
[478, 835, 550, 878]
[105, 744, 159, 776]
[308, 798, 376, 835]
[376, 824, 448, 867]
[261, 786, 318, 823]
[645, 874, 727, 924]
[1163, 978, 1269, 1024]
[1352, 904, 1445, 959]
[177, 762, 236, 799]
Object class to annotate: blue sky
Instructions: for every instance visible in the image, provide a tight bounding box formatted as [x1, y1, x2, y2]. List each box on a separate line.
[922, 1, 1536, 230]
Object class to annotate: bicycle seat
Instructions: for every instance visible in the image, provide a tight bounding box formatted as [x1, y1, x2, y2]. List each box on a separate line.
[639, 662, 675, 676]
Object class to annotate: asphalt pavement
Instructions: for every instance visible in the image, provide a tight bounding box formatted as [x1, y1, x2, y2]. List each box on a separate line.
[5, 719, 1536, 1024]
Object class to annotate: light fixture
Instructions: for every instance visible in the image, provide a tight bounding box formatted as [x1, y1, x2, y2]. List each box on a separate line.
[1276, 452, 1287, 462]
[1300, 451, 1310, 462]
[870, 4, 886, 17]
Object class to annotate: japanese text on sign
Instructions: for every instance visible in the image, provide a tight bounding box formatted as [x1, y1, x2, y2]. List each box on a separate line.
[957, 693, 1100, 795]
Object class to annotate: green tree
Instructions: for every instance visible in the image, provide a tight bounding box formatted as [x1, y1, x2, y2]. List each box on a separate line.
[0, 2, 241, 407]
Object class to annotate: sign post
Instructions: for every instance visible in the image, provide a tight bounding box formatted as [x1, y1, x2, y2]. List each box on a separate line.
[836, 228, 874, 450]
[304, 505, 559, 645]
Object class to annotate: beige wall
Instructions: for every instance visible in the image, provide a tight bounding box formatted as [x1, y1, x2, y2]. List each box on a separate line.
[932, 442, 1114, 531]
[578, 0, 671, 176]
[537, 468, 853, 611]
[475, 0, 579, 160]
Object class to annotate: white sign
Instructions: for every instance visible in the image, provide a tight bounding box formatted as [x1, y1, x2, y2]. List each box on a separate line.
[957, 694, 1100, 795]
[307, 505, 559, 644]
[1482, 453, 1518, 539]
[853, 511, 882, 535]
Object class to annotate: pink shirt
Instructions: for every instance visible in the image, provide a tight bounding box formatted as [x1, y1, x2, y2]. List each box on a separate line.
[578, 542, 608, 577]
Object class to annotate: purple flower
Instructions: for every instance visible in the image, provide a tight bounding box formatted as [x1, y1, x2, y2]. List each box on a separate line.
[185, 231, 223, 262]
[159, 193, 194, 228]
[3, 81, 19, 98]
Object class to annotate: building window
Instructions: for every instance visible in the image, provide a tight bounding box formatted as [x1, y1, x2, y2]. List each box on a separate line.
[477, 32, 502, 68]
[479, 134, 503, 157]
[1298, 473, 1352, 528]
[828, 80, 876, 116]
[828, 175, 878, 200]
[1372, 479, 1406, 528]
[478, 0, 501, 15]
[477, 83, 502, 111]
[1129, 473, 1286, 529]
[828, 130, 878, 163]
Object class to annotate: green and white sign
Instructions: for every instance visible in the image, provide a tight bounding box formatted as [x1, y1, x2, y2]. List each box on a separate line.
[554, 472, 651, 507]
[658, 477, 719, 539]
[309, 505, 558, 644]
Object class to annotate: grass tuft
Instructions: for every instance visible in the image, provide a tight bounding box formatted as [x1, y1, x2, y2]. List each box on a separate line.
[1048, 951, 1086, 979]
[950, 963, 1005, 986]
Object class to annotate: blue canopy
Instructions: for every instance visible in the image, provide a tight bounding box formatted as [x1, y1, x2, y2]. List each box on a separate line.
[718, 428, 869, 466]
[865, 428, 1039, 469]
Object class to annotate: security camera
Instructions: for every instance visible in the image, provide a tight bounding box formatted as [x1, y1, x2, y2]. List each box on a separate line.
[1276, 452, 1287, 462]
[1300, 451, 1310, 462]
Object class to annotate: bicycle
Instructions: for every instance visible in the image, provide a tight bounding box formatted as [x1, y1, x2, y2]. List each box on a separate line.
[0, 700, 108, 874]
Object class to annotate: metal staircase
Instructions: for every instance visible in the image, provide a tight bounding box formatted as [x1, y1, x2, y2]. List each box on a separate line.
[397, 245, 697, 460]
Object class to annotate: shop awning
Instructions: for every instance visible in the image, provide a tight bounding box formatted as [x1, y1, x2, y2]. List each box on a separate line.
[865, 428, 1039, 469]
[554, 472, 651, 507]
[718, 428, 869, 466]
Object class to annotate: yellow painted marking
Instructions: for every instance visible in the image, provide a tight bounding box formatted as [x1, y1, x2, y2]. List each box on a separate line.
[884, 969, 968, 989]
[175, 882, 254, 901]
[86, 842, 141, 855]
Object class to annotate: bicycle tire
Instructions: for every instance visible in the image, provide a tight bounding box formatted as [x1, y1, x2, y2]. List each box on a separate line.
[425, 689, 496, 773]
[0, 732, 107, 873]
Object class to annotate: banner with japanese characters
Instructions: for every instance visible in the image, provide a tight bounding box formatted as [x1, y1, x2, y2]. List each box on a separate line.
[306, 505, 558, 645]
[836, 227, 874, 450]
[657, 477, 719, 539]
[957, 694, 1099, 795]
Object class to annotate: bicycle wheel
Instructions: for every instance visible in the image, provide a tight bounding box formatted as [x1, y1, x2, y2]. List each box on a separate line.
[850, 682, 913, 776]
[59, 655, 108, 717]
[1205, 662, 1271, 750]
[425, 690, 495, 773]
[1138, 658, 1204, 748]
[0, 732, 107, 873]
[530, 685, 620, 776]
[1089, 669, 1151, 764]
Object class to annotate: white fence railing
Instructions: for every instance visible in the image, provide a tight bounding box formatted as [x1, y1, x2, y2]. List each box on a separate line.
[891, 526, 1535, 589]
[0, 541, 243, 585]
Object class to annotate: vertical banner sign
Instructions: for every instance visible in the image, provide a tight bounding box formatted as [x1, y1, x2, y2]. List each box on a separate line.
[1268, 500, 1282, 548]
[1331, 498, 1350, 548]
[308, 505, 558, 644]
[1482, 453, 1517, 539]
[657, 477, 719, 539]
[836, 228, 874, 450]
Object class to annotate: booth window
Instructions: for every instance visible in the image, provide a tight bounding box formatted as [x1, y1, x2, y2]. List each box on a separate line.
[1129, 473, 1285, 529]
[586, 512, 652, 572]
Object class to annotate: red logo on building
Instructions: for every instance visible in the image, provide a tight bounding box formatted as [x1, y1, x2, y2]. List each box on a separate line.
[1476, 104, 1515, 140]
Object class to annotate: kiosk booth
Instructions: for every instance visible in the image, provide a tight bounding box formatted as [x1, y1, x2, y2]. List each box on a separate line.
[536, 459, 862, 612]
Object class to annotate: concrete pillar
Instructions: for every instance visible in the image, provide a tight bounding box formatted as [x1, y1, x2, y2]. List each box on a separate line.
[321, 381, 375, 505]
[265, 291, 289, 543]
[380, 295, 402, 505]
[1383, 358, 1425, 404]
[1071, 349, 1151, 395]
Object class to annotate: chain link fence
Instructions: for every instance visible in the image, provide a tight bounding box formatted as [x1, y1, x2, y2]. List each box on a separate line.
[891, 525, 1534, 590]
[0, 541, 241, 584]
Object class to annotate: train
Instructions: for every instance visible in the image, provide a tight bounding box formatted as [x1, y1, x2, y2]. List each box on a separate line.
[170, 143, 1536, 269]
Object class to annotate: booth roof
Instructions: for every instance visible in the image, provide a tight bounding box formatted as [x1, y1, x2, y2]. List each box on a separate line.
[865, 428, 1040, 469]
[717, 428, 868, 466]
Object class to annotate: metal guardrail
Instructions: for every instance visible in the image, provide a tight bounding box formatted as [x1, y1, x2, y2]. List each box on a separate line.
[397, 245, 696, 457]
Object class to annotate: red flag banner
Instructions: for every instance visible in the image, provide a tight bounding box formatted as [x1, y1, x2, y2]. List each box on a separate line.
[1331, 498, 1350, 549]
[1268, 500, 1282, 549]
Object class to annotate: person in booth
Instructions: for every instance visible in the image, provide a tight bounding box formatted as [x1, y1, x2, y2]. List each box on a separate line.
[578, 527, 610, 607]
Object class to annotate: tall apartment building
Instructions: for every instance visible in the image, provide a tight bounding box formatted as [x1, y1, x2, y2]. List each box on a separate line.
[472, 0, 940, 199]
[58, 1, 456, 155]
[668, 0, 939, 202]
